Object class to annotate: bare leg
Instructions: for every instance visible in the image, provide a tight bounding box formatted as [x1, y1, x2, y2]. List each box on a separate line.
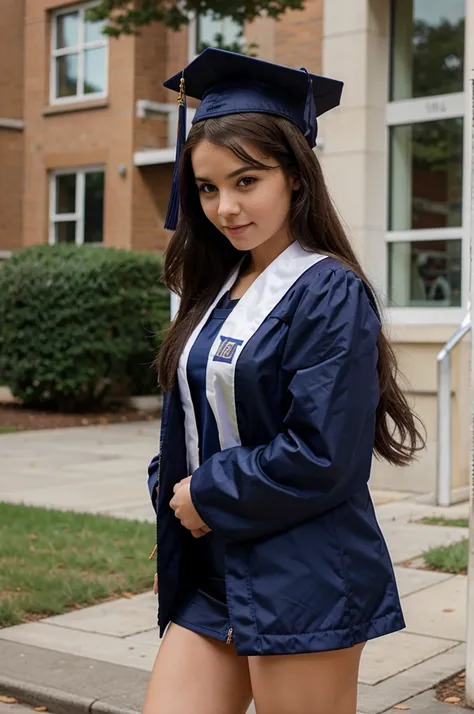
[249, 642, 365, 714]
[142, 622, 254, 714]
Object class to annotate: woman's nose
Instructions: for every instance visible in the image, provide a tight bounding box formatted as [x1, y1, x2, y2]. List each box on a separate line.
[217, 191, 240, 218]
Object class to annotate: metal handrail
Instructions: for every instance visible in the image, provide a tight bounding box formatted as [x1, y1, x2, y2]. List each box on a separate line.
[436, 310, 471, 506]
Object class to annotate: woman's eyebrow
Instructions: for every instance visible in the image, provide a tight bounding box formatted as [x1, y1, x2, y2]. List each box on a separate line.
[195, 166, 260, 183]
[226, 166, 260, 179]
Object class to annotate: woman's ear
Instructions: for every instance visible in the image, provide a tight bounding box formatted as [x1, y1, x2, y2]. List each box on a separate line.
[292, 177, 302, 192]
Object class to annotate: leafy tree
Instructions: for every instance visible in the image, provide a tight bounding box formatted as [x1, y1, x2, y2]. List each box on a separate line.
[88, 0, 304, 43]
[87, 0, 304, 37]
[196, 30, 258, 56]
[412, 18, 464, 98]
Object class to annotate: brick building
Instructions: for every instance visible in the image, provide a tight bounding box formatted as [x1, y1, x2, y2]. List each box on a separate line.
[0, 0, 323, 255]
[1, 0, 473, 497]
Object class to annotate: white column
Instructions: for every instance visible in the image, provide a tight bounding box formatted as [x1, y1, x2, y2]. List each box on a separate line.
[463, 0, 474, 701]
[462, 0, 474, 307]
[319, 0, 390, 295]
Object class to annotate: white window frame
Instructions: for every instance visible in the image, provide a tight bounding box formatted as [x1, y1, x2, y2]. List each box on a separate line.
[385, 0, 469, 323]
[49, 166, 105, 245]
[50, 1, 109, 106]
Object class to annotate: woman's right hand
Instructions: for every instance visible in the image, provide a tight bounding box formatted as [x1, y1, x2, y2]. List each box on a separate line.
[191, 525, 212, 538]
[153, 573, 159, 595]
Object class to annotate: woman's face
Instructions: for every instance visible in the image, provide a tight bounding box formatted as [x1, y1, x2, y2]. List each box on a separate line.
[191, 140, 298, 252]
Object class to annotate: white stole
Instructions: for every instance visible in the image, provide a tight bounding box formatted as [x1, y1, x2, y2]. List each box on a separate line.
[178, 242, 327, 473]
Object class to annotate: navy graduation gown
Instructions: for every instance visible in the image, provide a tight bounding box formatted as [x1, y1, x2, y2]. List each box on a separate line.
[148, 244, 405, 656]
[171, 291, 238, 641]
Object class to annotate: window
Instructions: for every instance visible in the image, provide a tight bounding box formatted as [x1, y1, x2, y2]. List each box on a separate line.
[388, 239, 462, 307]
[390, 0, 464, 100]
[50, 169, 105, 245]
[195, 13, 244, 55]
[51, 2, 108, 103]
[387, 0, 466, 310]
[389, 118, 463, 232]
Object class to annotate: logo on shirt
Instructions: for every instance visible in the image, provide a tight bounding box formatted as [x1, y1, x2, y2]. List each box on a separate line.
[213, 335, 244, 364]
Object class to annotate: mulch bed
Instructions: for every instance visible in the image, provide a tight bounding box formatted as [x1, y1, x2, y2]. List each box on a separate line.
[436, 670, 468, 707]
[0, 401, 159, 431]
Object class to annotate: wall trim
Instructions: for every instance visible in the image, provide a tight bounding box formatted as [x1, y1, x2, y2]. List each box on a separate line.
[0, 118, 24, 131]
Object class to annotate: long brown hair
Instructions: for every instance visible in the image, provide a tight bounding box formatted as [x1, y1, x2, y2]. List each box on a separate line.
[157, 112, 425, 466]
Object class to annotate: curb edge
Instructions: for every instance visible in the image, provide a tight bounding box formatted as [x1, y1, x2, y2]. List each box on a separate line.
[0, 676, 139, 714]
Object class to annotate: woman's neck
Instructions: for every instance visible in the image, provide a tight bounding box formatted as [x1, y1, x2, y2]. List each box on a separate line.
[247, 232, 294, 276]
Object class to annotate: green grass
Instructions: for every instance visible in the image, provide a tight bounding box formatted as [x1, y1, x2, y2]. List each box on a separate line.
[0, 503, 156, 628]
[423, 539, 468, 574]
[419, 517, 469, 528]
[0, 427, 17, 434]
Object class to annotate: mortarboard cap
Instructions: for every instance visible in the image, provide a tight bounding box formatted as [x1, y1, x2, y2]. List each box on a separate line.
[163, 48, 343, 230]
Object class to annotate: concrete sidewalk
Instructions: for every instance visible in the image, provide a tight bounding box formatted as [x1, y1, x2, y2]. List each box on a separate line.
[0, 423, 471, 714]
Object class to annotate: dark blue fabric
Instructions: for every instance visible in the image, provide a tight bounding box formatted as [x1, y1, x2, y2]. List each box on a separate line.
[163, 48, 344, 144]
[172, 577, 230, 641]
[148, 259, 405, 655]
[172, 291, 239, 641]
[185, 292, 237, 581]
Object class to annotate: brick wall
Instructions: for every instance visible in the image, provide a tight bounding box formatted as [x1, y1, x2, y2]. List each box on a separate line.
[2, 1, 325, 255]
[0, 0, 25, 252]
[23, 0, 137, 248]
[165, 27, 189, 82]
[131, 25, 190, 252]
[0, 0, 25, 119]
[0, 131, 24, 251]
[134, 22, 168, 152]
[131, 164, 173, 252]
[274, 0, 323, 72]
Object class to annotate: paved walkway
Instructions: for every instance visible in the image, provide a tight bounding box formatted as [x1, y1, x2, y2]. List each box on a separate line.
[0, 423, 471, 714]
[0, 700, 43, 714]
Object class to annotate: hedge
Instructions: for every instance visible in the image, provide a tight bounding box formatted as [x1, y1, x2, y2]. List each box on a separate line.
[0, 245, 169, 411]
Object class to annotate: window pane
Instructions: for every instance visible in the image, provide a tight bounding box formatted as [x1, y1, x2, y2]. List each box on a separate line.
[389, 118, 463, 231]
[56, 54, 78, 97]
[56, 12, 79, 49]
[85, 17, 106, 43]
[55, 174, 76, 214]
[388, 239, 461, 307]
[196, 13, 243, 52]
[55, 221, 77, 244]
[84, 48, 106, 94]
[84, 172, 104, 243]
[197, 14, 221, 48]
[221, 16, 243, 46]
[391, 0, 465, 100]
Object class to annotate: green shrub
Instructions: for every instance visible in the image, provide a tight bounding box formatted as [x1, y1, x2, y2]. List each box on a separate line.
[0, 245, 169, 410]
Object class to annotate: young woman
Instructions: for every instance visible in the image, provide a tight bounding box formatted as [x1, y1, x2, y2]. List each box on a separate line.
[143, 49, 425, 714]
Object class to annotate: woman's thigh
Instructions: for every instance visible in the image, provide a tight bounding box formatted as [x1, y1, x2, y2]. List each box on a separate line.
[248, 642, 365, 714]
[142, 622, 254, 714]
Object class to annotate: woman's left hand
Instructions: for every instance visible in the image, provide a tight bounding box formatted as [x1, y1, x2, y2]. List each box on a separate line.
[170, 476, 211, 534]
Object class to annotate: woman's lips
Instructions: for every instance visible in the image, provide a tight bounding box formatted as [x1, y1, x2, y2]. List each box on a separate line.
[223, 223, 253, 236]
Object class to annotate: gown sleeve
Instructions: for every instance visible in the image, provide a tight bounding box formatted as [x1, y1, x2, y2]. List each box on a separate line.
[189, 267, 381, 541]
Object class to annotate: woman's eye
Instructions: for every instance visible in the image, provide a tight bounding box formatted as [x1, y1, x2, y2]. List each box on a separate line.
[238, 177, 256, 187]
[198, 184, 216, 194]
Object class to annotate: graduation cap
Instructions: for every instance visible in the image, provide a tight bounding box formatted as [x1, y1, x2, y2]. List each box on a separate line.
[163, 48, 343, 230]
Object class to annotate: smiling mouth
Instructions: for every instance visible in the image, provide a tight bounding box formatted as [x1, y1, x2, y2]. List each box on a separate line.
[224, 223, 252, 231]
